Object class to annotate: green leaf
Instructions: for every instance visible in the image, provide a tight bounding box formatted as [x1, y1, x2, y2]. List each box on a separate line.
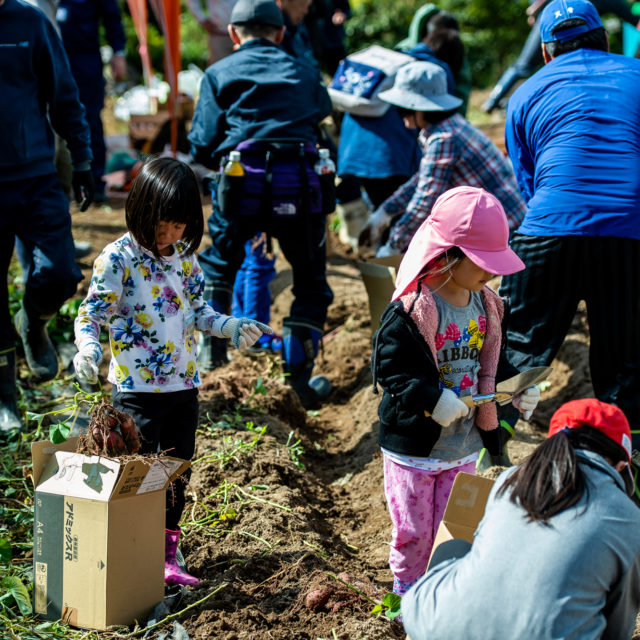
[0, 538, 11, 563]
[49, 421, 71, 444]
[383, 592, 402, 620]
[371, 604, 383, 615]
[2, 575, 32, 615]
[254, 377, 267, 395]
[26, 411, 46, 427]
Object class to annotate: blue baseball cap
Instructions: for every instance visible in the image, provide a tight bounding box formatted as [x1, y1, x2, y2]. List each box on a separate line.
[540, 0, 603, 43]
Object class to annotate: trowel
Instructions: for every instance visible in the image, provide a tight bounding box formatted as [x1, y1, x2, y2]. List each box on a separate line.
[425, 366, 553, 417]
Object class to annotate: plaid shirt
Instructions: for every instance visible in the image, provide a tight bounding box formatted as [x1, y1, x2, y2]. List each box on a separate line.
[383, 114, 526, 253]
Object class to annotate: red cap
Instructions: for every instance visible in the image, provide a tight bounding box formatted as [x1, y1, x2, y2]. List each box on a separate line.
[549, 399, 632, 465]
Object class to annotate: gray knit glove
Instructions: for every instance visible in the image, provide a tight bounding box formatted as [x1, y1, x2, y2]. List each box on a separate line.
[221, 317, 273, 350]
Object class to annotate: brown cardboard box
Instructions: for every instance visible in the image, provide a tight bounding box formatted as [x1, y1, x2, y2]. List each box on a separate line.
[356, 254, 403, 332]
[427, 472, 495, 569]
[31, 437, 189, 630]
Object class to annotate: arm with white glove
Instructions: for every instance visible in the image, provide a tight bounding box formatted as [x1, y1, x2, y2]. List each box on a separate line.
[512, 385, 541, 420]
[431, 388, 471, 427]
[73, 342, 102, 384]
[220, 317, 274, 350]
[357, 206, 395, 249]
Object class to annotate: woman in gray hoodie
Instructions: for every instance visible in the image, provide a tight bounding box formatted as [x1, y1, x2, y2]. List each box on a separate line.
[402, 398, 640, 640]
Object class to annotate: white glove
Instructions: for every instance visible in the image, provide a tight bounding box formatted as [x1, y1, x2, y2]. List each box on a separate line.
[375, 243, 401, 258]
[431, 388, 470, 427]
[221, 317, 273, 350]
[512, 385, 541, 420]
[73, 343, 102, 384]
[358, 206, 394, 249]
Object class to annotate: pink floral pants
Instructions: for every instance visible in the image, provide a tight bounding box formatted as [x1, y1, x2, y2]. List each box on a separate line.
[383, 456, 476, 594]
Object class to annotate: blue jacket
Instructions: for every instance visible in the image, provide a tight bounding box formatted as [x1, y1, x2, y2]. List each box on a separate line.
[58, 0, 125, 55]
[337, 44, 455, 180]
[189, 38, 332, 169]
[506, 48, 640, 240]
[403, 450, 640, 640]
[0, 0, 92, 181]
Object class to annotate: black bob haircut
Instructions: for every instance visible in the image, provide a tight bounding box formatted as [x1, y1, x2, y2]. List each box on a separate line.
[125, 156, 204, 260]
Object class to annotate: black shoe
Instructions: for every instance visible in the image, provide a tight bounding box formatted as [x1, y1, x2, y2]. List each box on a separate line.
[0, 347, 22, 433]
[74, 240, 93, 259]
[14, 308, 58, 381]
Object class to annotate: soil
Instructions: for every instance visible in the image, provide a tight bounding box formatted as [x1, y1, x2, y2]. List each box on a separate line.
[67, 100, 638, 638]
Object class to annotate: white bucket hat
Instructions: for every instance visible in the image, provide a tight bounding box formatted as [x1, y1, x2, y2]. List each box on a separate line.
[378, 61, 463, 112]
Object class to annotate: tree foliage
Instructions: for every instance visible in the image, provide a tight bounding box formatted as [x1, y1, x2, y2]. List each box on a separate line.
[345, 0, 532, 87]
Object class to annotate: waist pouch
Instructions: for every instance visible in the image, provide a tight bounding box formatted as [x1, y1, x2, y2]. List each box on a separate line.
[217, 139, 335, 221]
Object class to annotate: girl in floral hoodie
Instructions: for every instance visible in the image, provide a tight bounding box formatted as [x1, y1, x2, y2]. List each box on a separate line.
[371, 186, 538, 597]
[73, 157, 271, 586]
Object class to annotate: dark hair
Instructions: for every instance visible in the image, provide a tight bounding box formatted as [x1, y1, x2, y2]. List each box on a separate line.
[425, 27, 465, 77]
[498, 426, 630, 523]
[233, 22, 282, 40]
[396, 105, 458, 124]
[545, 23, 607, 57]
[125, 156, 204, 259]
[418, 246, 466, 280]
[427, 11, 460, 33]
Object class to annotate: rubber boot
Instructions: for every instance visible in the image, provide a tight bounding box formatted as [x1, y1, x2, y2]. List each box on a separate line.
[14, 300, 58, 381]
[164, 527, 199, 586]
[197, 285, 231, 372]
[282, 317, 332, 409]
[481, 66, 522, 113]
[335, 197, 370, 251]
[0, 347, 21, 433]
[476, 420, 515, 473]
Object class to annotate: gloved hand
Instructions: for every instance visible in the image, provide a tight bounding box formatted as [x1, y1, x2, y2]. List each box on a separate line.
[73, 343, 102, 384]
[376, 243, 401, 258]
[358, 206, 394, 249]
[72, 169, 95, 212]
[512, 385, 541, 420]
[221, 317, 273, 350]
[431, 388, 470, 427]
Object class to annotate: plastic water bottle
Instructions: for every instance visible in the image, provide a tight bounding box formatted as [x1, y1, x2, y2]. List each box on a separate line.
[224, 150, 245, 176]
[314, 148, 336, 175]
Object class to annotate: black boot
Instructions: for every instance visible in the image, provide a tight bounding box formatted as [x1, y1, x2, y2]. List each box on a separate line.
[282, 317, 332, 409]
[0, 347, 22, 433]
[197, 285, 231, 372]
[476, 418, 515, 473]
[14, 301, 58, 381]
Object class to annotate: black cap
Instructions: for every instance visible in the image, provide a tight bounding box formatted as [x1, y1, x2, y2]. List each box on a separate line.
[230, 0, 284, 27]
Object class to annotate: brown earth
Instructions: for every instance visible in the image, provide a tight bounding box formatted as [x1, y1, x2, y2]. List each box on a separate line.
[68, 98, 636, 638]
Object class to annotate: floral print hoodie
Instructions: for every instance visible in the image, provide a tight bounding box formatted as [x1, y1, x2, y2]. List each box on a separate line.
[75, 233, 229, 392]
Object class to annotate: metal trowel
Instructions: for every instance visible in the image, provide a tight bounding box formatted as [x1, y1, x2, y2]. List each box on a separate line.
[425, 366, 553, 417]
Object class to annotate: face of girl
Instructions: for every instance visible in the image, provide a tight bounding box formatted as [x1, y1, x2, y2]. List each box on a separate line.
[450, 257, 494, 292]
[155, 220, 186, 256]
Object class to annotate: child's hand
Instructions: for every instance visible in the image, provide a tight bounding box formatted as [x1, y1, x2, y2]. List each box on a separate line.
[358, 206, 393, 249]
[512, 385, 541, 420]
[431, 388, 470, 427]
[73, 343, 102, 384]
[222, 317, 273, 350]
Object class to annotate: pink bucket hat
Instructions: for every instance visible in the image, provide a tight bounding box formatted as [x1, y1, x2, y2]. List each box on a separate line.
[393, 186, 525, 300]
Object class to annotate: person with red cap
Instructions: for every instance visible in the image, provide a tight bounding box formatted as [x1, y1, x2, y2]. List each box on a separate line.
[401, 398, 640, 640]
[371, 185, 540, 598]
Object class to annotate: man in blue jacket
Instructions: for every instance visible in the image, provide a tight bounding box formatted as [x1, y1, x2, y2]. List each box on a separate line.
[189, 0, 334, 408]
[0, 0, 94, 430]
[57, 0, 127, 202]
[499, 0, 640, 459]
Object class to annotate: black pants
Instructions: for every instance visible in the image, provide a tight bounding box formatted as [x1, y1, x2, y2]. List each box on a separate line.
[498, 234, 640, 435]
[112, 388, 199, 530]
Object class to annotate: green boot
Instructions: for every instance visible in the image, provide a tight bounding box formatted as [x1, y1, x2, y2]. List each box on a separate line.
[476, 421, 514, 474]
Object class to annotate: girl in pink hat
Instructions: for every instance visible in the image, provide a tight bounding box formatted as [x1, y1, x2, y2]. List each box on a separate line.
[371, 185, 539, 597]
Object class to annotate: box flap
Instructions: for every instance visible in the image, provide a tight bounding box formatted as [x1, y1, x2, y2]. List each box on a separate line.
[36, 452, 122, 501]
[32, 438, 80, 487]
[110, 457, 190, 500]
[441, 472, 494, 531]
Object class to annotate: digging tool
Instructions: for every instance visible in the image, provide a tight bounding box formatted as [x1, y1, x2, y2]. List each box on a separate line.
[425, 366, 553, 417]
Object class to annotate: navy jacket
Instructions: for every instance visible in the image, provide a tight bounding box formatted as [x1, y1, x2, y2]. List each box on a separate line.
[58, 0, 125, 55]
[189, 38, 332, 169]
[0, 0, 92, 181]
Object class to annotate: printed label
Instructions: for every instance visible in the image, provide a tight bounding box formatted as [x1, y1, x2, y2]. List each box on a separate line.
[34, 562, 48, 614]
[136, 459, 184, 494]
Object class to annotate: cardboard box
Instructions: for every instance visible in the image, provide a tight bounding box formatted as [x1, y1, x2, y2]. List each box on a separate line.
[427, 472, 495, 569]
[356, 254, 403, 331]
[31, 438, 189, 630]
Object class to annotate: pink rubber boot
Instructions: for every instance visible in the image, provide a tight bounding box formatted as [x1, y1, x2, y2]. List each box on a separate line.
[164, 528, 199, 586]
